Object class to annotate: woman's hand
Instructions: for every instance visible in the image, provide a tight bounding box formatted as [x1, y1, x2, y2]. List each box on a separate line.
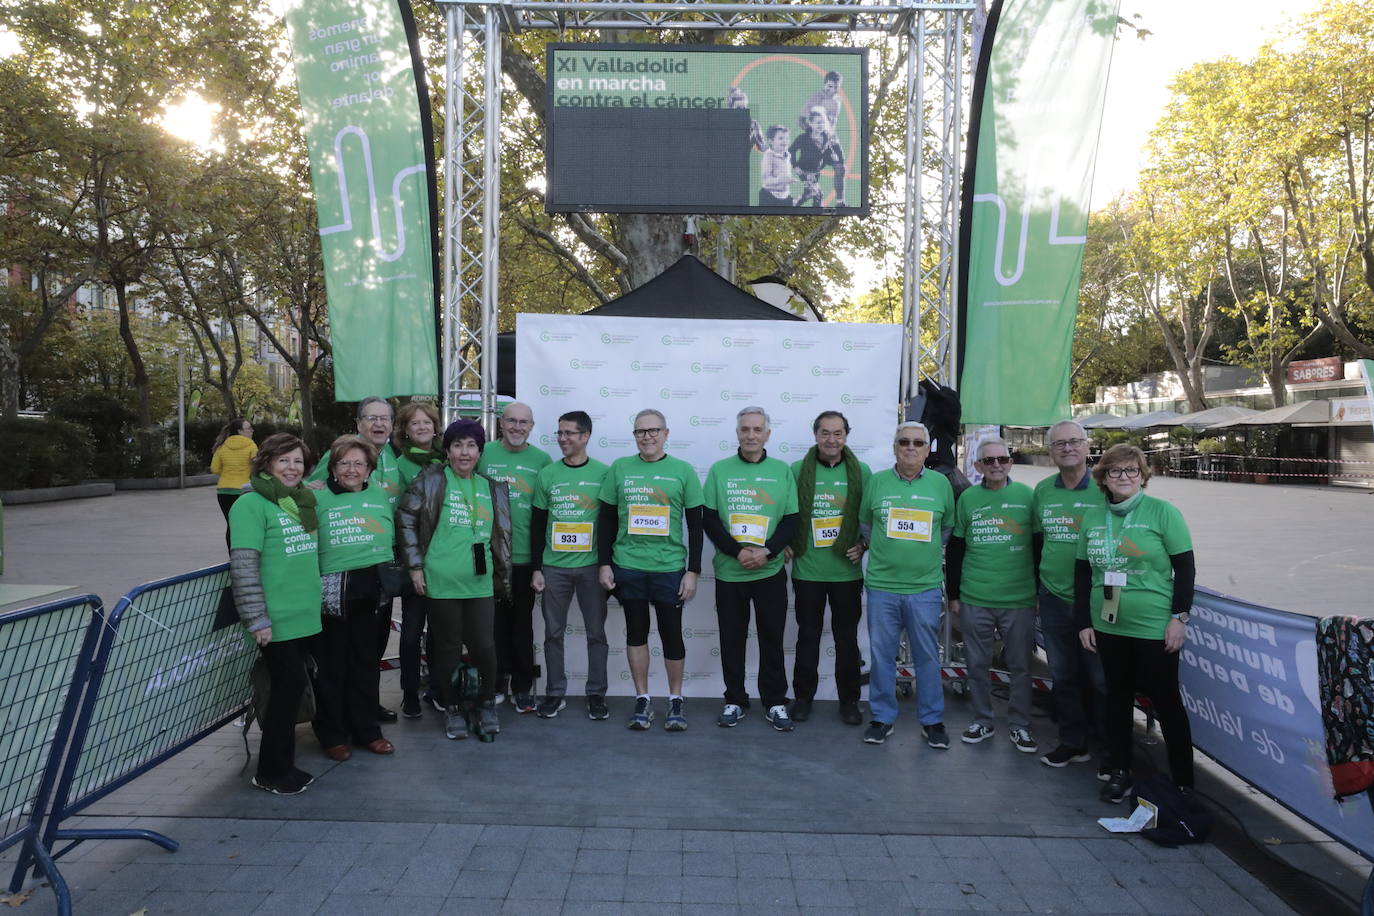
[844, 541, 865, 563]
[1164, 617, 1186, 653]
[679, 571, 698, 603]
[409, 569, 427, 596]
[252, 626, 273, 647]
[1078, 627, 1097, 652]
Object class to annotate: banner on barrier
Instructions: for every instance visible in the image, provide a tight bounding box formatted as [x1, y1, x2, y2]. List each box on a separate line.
[1184, 588, 1374, 858]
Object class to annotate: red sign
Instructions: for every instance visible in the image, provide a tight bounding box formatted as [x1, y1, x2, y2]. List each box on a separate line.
[1287, 357, 1343, 384]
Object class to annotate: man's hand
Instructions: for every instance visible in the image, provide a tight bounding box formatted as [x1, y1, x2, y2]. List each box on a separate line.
[947, 599, 960, 622]
[783, 546, 794, 561]
[1079, 627, 1097, 652]
[1164, 618, 1186, 653]
[531, 570, 545, 594]
[679, 571, 698, 603]
[252, 626, 273, 647]
[409, 569, 427, 596]
[598, 565, 616, 592]
[844, 541, 865, 563]
[737, 546, 768, 570]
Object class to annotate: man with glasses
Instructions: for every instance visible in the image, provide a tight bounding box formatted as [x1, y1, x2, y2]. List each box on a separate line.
[598, 409, 704, 731]
[859, 421, 955, 748]
[1032, 420, 1107, 771]
[529, 411, 611, 720]
[787, 410, 871, 726]
[947, 438, 1038, 753]
[478, 402, 552, 713]
[703, 408, 800, 731]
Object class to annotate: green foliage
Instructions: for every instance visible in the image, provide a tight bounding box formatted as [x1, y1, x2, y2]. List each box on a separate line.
[0, 418, 94, 489]
[1195, 437, 1230, 455]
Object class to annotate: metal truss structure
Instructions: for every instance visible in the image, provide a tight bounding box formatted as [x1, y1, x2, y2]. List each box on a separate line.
[437, 0, 972, 426]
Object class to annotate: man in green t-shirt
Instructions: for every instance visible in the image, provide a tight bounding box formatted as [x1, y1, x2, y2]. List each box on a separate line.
[598, 409, 704, 732]
[1031, 419, 1107, 771]
[947, 438, 1038, 753]
[477, 401, 552, 713]
[787, 410, 870, 726]
[859, 421, 955, 749]
[530, 410, 611, 721]
[704, 407, 800, 731]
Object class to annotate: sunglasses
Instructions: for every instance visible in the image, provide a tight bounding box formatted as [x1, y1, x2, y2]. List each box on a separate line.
[895, 438, 928, 448]
[978, 455, 1013, 466]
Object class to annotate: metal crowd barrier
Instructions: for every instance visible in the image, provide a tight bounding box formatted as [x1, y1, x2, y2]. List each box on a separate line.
[1, 595, 104, 915]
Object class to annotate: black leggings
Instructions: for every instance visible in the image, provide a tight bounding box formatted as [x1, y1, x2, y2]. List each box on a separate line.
[622, 599, 685, 660]
[1096, 630, 1194, 788]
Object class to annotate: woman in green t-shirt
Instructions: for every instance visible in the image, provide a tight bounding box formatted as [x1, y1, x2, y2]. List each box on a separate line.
[228, 433, 322, 796]
[390, 402, 445, 718]
[314, 436, 396, 763]
[396, 419, 512, 741]
[1074, 444, 1196, 805]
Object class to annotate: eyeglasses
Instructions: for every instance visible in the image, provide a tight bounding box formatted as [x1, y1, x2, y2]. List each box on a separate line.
[1050, 437, 1086, 450]
[895, 438, 928, 448]
[1105, 466, 1142, 479]
[555, 430, 587, 439]
[978, 455, 1013, 466]
[360, 415, 392, 424]
[633, 427, 664, 438]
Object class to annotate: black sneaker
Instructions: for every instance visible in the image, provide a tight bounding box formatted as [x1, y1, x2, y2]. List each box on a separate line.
[586, 695, 610, 720]
[1101, 769, 1133, 804]
[790, 698, 813, 722]
[252, 772, 310, 796]
[401, 691, 422, 719]
[924, 723, 950, 749]
[863, 721, 894, 744]
[423, 689, 445, 713]
[537, 696, 567, 719]
[1040, 745, 1091, 768]
[839, 701, 863, 726]
[1097, 760, 1113, 782]
[512, 692, 536, 714]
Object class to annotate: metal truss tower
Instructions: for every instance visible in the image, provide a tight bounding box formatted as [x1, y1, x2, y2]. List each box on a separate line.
[437, 0, 972, 426]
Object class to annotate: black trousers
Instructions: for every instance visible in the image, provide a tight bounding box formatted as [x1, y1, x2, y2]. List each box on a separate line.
[217, 492, 241, 550]
[1096, 630, 1194, 787]
[256, 633, 319, 782]
[716, 571, 789, 709]
[495, 564, 537, 695]
[791, 576, 863, 704]
[313, 575, 383, 748]
[429, 596, 497, 707]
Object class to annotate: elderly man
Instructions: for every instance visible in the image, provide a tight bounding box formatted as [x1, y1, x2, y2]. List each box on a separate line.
[787, 410, 870, 726]
[1033, 420, 1108, 771]
[859, 421, 955, 748]
[947, 438, 1038, 753]
[598, 409, 704, 731]
[704, 408, 800, 731]
[309, 396, 404, 506]
[477, 402, 552, 713]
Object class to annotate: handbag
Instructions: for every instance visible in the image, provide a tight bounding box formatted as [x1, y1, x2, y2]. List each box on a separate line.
[1130, 774, 1215, 847]
[377, 559, 413, 599]
[320, 572, 345, 618]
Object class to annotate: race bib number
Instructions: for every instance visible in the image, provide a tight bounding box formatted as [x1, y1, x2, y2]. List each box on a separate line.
[886, 507, 932, 542]
[811, 515, 842, 548]
[551, 521, 593, 552]
[729, 512, 769, 546]
[627, 504, 671, 536]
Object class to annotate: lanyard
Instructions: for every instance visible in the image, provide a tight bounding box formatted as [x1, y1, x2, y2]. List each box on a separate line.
[1102, 506, 1136, 566]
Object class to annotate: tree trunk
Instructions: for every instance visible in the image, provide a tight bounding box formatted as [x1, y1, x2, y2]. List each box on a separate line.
[112, 277, 152, 427]
[616, 214, 686, 288]
[0, 337, 19, 419]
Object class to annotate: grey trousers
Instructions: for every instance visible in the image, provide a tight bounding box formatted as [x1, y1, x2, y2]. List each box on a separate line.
[541, 565, 609, 697]
[962, 602, 1035, 729]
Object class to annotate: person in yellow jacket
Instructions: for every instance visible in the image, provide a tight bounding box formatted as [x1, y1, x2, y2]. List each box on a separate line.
[211, 418, 257, 546]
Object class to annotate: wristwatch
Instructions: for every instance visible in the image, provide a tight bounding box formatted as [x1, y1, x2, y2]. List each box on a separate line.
[1171, 612, 1190, 624]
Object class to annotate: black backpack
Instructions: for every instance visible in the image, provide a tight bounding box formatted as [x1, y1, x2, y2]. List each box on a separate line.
[1131, 774, 1215, 847]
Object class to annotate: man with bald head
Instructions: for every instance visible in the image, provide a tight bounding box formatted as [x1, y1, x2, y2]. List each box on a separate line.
[1032, 420, 1107, 770]
[478, 402, 551, 712]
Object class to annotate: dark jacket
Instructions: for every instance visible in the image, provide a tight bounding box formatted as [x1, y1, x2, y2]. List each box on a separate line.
[396, 464, 513, 601]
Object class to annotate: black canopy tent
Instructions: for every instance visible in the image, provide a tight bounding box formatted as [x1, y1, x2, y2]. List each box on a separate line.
[495, 255, 803, 396]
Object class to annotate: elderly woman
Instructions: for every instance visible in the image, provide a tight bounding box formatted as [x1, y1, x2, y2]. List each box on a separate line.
[391, 402, 445, 718]
[313, 436, 396, 762]
[228, 433, 321, 796]
[1075, 443, 1196, 804]
[210, 418, 256, 546]
[397, 419, 512, 740]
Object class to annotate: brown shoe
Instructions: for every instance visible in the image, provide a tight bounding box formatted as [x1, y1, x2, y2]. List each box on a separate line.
[362, 737, 395, 755]
[324, 744, 352, 762]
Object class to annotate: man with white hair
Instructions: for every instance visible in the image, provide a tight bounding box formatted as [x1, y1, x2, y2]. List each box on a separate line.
[1033, 420, 1107, 770]
[947, 438, 1038, 753]
[703, 407, 800, 731]
[858, 421, 955, 748]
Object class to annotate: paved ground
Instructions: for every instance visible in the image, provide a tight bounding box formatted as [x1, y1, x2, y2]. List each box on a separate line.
[0, 478, 1370, 913]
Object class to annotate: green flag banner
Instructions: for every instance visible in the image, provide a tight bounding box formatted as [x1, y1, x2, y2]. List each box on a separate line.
[958, 0, 1121, 425]
[282, 0, 439, 400]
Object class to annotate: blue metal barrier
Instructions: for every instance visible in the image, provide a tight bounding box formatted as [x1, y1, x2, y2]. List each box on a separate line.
[0, 595, 104, 915]
[38, 565, 255, 866]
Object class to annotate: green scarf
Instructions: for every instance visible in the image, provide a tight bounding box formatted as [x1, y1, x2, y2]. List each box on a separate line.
[403, 443, 445, 466]
[790, 445, 863, 558]
[253, 472, 319, 533]
[1106, 487, 1145, 516]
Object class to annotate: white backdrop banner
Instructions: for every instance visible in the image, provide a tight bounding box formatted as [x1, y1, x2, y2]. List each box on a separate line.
[516, 314, 903, 700]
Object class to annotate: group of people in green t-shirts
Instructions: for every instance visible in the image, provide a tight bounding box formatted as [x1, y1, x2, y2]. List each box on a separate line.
[229, 396, 1197, 807]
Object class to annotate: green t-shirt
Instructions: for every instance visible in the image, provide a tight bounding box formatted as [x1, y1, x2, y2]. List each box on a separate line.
[424, 468, 496, 599]
[598, 452, 705, 573]
[953, 481, 1035, 608]
[791, 457, 872, 583]
[228, 492, 322, 641]
[861, 467, 954, 594]
[1032, 472, 1105, 602]
[477, 441, 552, 565]
[704, 452, 800, 583]
[533, 457, 610, 569]
[308, 437, 405, 508]
[1076, 493, 1193, 640]
[314, 485, 395, 574]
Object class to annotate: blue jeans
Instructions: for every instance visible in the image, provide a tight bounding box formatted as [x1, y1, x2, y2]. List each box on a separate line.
[866, 587, 944, 726]
[1037, 587, 1106, 748]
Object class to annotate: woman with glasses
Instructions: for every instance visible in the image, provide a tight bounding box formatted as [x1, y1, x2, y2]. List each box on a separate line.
[1074, 444, 1196, 804]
